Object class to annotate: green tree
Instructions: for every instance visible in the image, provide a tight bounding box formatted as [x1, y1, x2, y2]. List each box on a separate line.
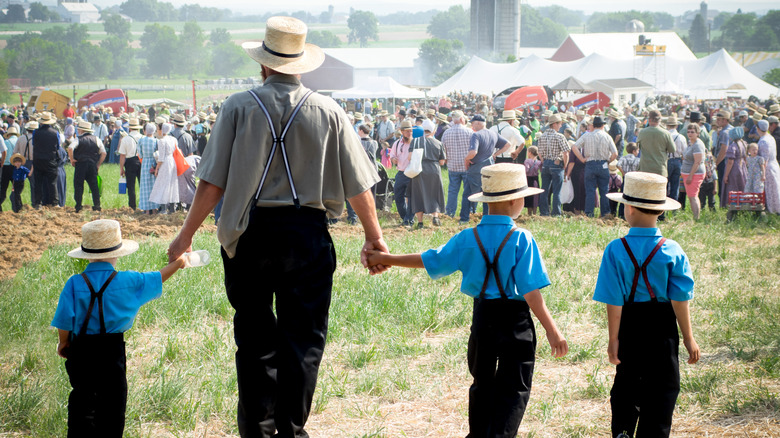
[0, 59, 10, 104]
[140, 23, 178, 78]
[537, 5, 583, 27]
[210, 42, 247, 77]
[347, 10, 379, 48]
[179, 21, 206, 77]
[120, 0, 167, 22]
[713, 12, 732, 30]
[7, 38, 74, 85]
[763, 68, 780, 87]
[100, 36, 135, 79]
[209, 28, 231, 45]
[73, 42, 111, 81]
[427, 5, 469, 44]
[757, 10, 780, 44]
[419, 38, 465, 84]
[521, 5, 567, 48]
[689, 14, 708, 53]
[103, 13, 131, 41]
[587, 11, 656, 33]
[307, 30, 341, 48]
[652, 12, 675, 30]
[5, 4, 26, 23]
[29, 2, 55, 22]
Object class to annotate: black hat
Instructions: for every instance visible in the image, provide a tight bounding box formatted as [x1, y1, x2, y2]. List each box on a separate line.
[470, 114, 486, 122]
[593, 116, 605, 128]
[690, 111, 702, 122]
[398, 109, 406, 116]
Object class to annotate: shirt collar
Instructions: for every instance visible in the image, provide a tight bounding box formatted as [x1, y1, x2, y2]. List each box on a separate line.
[478, 215, 516, 226]
[264, 74, 302, 86]
[84, 261, 117, 272]
[626, 227, 662, 237]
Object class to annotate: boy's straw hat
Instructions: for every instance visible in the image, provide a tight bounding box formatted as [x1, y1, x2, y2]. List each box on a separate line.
[468, 163, 544, 203]
[606, 172, 681, 211]
[10, 153, 25, 165]
[609, 160, 618, 175]
[4, 126, 18, 138]
[68, 219, 139, 260]
[241, 16, 324, 75]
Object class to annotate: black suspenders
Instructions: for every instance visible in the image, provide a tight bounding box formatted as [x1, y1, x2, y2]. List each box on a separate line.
[620, 237, 667, 304]
[78, 271, 118, 336]
[247, 89, 314, 209]
[473, 227, 517, 300]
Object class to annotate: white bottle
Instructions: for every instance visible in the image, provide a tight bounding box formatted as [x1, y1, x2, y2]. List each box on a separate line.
[184, 250, 210, 268]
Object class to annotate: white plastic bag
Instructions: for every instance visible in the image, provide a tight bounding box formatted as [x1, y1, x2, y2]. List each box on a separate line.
[404, 147, 423, 178]
[560, 178, 574, 204]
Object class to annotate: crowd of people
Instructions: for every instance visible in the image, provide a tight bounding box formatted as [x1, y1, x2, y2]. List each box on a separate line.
[0, 103, 218, 214]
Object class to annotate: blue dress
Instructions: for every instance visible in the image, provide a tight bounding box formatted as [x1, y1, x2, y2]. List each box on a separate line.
[138, 136, 159, 211]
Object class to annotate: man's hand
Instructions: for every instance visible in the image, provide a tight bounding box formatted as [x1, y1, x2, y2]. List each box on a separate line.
[168, 233, 193, 263]
[361, 237, 390, 275]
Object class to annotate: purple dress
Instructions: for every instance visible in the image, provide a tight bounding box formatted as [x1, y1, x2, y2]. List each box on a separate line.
[758, 134, 780, 214]
[720, 139, 747, 207]
[524, 158, 542, 208]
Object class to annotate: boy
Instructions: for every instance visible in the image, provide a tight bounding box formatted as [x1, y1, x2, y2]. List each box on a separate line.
[367, 163, 568, 437]
[9, 153, 31, 213]
[595, 172, 700, 438]
[51, 219, 186, 436]
[698, 148, 718, 211]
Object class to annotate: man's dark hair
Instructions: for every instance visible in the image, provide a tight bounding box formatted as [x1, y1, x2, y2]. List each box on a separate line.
[358, 124, 371, 135]
[648, 110, 661, 121]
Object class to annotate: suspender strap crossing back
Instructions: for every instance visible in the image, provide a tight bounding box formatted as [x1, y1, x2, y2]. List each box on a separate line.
[472, 227, 517, 300]
[620, 237, 667, 303]
[79, 271, 118, 336]
[247, 89, 315, 208]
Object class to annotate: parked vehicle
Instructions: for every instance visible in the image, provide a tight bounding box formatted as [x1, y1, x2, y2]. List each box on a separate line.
[77, 89, 130, 115]
[27, 89, 71, 118]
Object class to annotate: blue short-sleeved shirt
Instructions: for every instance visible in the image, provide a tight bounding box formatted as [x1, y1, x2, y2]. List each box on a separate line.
[593, 227, 694, 306]
[421, 215, 551, 300]
[51, 262, 163, 335]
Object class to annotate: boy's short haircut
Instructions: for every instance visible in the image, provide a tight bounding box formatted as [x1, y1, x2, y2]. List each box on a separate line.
[358, 124, 371, 134]
[634, 206, 664, 216]
[527, 145, 538, 156]
[626, 142, 637, 153]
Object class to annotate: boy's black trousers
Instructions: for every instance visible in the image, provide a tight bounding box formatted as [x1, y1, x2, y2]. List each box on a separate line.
[467, 298, 536, 438]
[65, 333, 127, 437]
[611, 301, 680, 438]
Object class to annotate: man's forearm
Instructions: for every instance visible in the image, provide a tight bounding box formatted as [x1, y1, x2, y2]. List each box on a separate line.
[348, 189, 383, 242]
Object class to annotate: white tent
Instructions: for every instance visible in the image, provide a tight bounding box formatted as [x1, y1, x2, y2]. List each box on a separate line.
[331, 76, 425, 99]
[130, 98, 187, 107]
[431, 49, 779, 99]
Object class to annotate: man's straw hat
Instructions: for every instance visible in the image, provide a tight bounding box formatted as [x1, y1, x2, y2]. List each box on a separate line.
[68, 219, 139, 260]
[38, 112, 56, 125]
[128, 118, 142, 130]
[752, 112, 764, 121]
[4, 126, 18, 138]
[172, 113, 187, 126]
[768, 104, 780, 115]
[77, 120, 93, 133]
[665, 115, 680, 126]
[468, 163, 544, 203]
[139, 113, 150, 122]
[399, 120, 413, 130]
[498, 110, 517, 121]
[241, 16, 325, 75]
[547, 113, 562, 124]
[436, 113, 448, 122]
[25, 121, 39, 130]
[606, 172, 681, 211]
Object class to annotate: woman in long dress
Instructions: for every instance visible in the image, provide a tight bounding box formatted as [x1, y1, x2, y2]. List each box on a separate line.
[721, 126, 747, 207]
[409, 122, 446, 228]
[756, 120, 780, 214]
[138, 124, 159, 214]
[149, 122, 179, 213]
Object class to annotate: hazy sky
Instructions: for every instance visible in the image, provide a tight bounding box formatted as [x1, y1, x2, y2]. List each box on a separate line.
[86, 0, 776, 15]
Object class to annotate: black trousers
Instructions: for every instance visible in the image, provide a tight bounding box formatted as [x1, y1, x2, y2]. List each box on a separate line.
[65, 333, 127, 438]
[33, 162, 59, 207]
[10, 180, 24, 212]
[467, 298, 536, 438]
[222, 206, 336, 438]
[698, 181, 717, 210]
[124, 156, 141, 210]
[74, 162, 100, 211]
[0, 164, 12, 210]
[611, 302, 680, 438]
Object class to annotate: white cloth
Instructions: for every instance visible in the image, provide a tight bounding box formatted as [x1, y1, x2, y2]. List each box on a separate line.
[117, 132, 141, 158]
[149, 135, 179, 204]
[489, 121, 523, 158]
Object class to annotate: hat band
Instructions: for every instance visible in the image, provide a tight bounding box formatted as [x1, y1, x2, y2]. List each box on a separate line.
[622, 194, 665, 205]
[483, 186, 528, 197]
[262, 42, 303, 59]
[81, 242, 123, 254]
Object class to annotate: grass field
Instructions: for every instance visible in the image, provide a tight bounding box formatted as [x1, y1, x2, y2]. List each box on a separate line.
[0, 164, 778, 437]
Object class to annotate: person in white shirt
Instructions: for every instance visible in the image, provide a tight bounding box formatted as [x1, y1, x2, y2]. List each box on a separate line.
[489, 110, 524, 164]
[118, 118, 144, 210]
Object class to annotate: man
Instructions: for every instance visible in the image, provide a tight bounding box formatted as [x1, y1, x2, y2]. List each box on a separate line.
[167, 17, 386, 437]
[608, 109, 626, 157]
[31, 112, 61, 208]
[376, 111, 395, 144]
[171, 113, 196, 157]
[713, 110, 733, 205]
[536, 113, 570, 216]
[434, 112, 450, 141]
[637, 110, 676, 177]
[736, 110, 749, 128]
[624, 106, 640, 143]
[665, 115, 687, 204]
[389, 120, 415, 225]
[690, 112, 710, 150]
[489, 110, 523, 164]
[575, 110, 587, 138]
[572, 116, 618, 217]
[118, 118, 143, 210]
[440, 110, 472, 223]
[15, 120, 37, 205]
[68, 120, 106, 212]
[346, 123, 379, 224]
[92, 115, 109, 146]
[465, 114, 509, 215]
[62, 102, 75, 119]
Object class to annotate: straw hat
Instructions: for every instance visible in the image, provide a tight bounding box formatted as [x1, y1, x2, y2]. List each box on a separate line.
[747, 102, 758, 111]
[757, 107, 767, 115]
[155, 116, 167, 125]
[769, 104, 780, 115]
[426, 108, 436, 116]
[207, 113, 217, 123]
[576, 109, 586, 117]
[752, 112, 764, 121]
[68, 219, 139, 260]
[768, 115, 779, 124]
[399, 120, 413, 130]
[468, 163, 544, 203]
[241, 16, 324, 75]
[4, 126, 18, 138]
[128, 118, 142, 130]
[77, 120, 93, 133]
[9, 153, 25, 165]
[547, 113, 562, 124]
[436, 113, 448, 122]
[38, 112, 56, 125]
[609, 160, 618, 175]
[353, 112, 363, 119]
[606, 172, 681, 211]
[608, 109, 623, 119]
[389, 114, 396, 121]
[498, 110, 517, 121]
[139, 113, 150, 122]
[25, 121, 39, 130]
[197, 111, 207, 119]
[665, 115, 680, 126]
[172, 113, 187, 126]
[121, 113, 130, 120]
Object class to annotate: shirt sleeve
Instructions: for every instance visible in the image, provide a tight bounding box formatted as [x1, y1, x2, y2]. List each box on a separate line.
[469, 132, 479, 152]
[422, 233, 463, 280]
[593, 243, 625, 306]
[666, 243, 695, 302]
[51, 276, 77, 331]
[495, 135, 508, 151]
[196, 98, 237, 189]
[511, 232, 551, 296]
[131, 271, 164, 306]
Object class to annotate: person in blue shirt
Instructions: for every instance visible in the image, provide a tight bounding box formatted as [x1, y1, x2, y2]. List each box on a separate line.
[594, 171, 700, 438]
[367, 163, 568, 438]
[51, 219, 186, 437]
[9, 153, 31, 213]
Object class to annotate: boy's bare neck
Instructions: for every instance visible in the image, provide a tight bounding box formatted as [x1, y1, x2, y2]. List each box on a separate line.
[89, 258, 118, 266]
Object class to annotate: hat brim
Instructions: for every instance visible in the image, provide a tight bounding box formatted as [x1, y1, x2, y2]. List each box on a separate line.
[39, 119, 57, 125]
[498, 117, 517, 121]
[468, 186, 545, 203]
[9, 153, 25, 165]
[242, 41, 325, 75]
[606, 193, 681, 211]
[128, 124, 143, 130]
[68, 239, 139, 260]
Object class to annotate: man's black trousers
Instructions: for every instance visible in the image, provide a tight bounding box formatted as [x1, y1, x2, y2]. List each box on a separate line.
[124, 156, 141, 210]
[222, 206, 336, 438]
[73, 162, 100, 211]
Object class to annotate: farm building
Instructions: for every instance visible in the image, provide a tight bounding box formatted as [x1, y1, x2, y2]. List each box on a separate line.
[301, 48, 421, 92]
[586, 78, 655, 107]
[551, 32, 697, 62]
[57, 1, 100, 24]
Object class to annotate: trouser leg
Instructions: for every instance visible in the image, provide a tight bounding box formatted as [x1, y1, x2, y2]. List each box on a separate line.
[539, 163, 552, 216]
[85, 164, 100, 210]
[125, 157, 141, 210]
[667, 158, 681, 201]
[597, 168, 611, 216]
[0, 164, 12, 210]
[73, 164, 86, 211]
[11, 181, 24, 212]
[585, 163, 597, 216]
[394, 172, 411, 222]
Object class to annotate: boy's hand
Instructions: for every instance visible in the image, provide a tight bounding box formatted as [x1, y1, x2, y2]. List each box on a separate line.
[684, 337, 700, 364]
[57, 341, 69, 359]
[608, 339, 621, 365]
[546, 330, 568, 358]
[364, 249, 388, 268]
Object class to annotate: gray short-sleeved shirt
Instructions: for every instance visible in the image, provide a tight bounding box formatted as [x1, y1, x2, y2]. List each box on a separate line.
[197, 74, 380, 258]
[682, 139, 705, 175]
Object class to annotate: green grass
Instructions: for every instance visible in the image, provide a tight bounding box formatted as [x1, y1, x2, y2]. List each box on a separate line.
[0, 164, 779, 436]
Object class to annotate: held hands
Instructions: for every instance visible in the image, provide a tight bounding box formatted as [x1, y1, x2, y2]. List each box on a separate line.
[361, 238, 390, 275]
[546, 330, 569, 358]
[684, 337, 700, 364]
[167, 233, 193, 264]
[608, 338, 620, 365]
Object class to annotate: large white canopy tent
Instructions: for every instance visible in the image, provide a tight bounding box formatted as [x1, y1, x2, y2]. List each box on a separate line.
[431, 49, 779, 100]
[331, 76, 425, 99]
